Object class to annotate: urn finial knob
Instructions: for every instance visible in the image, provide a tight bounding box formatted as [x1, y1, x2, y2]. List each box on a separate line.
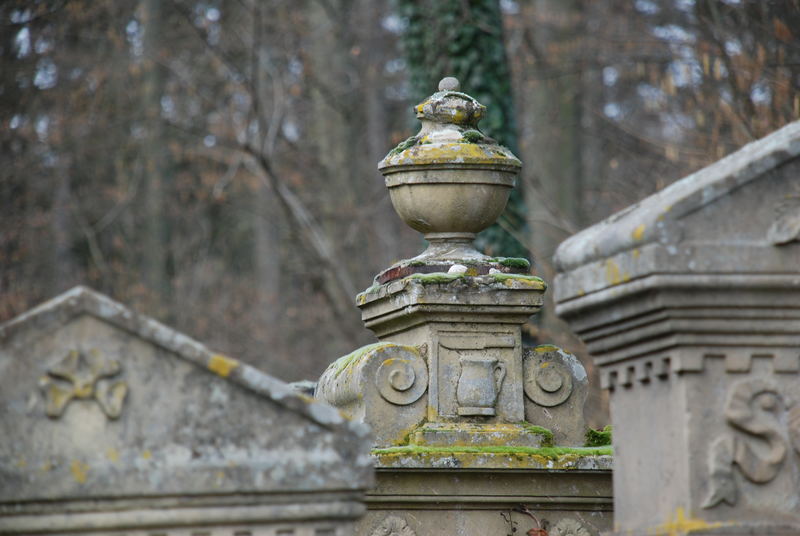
[438, 76, 460, 91]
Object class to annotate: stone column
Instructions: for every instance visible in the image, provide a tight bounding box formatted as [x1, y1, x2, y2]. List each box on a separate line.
[553, 121, 800, 535]
[316, 78, 612, 536]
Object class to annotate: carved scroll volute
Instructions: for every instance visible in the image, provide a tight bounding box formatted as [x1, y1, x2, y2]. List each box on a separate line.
[315, 342, 428, 446]
[523, 346, 577, 407]
[375, 347, 428, 405]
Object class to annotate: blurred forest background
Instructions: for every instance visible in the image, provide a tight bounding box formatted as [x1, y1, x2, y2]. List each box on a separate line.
[2, 0, 798, 420]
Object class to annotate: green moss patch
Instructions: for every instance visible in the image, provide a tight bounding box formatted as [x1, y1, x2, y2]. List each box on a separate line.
[372, 444, 612, 460]
[388, 135, 419, 156]
[406, 272, 465, 284]
[489, 273, 546, 288]
[585, 425, 613, 447]
[330, 342, 395, 378]
[461, 129, 485, 144]
[519, 423, 554, 447]
[497, 257, 531, 269]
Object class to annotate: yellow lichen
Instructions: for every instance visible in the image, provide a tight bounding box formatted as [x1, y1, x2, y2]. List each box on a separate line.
[650, 507, 725, 536]
[208, 353, 239, 378]
[70, 460, 89, 484]
[381, 142, 520, 167]
[605, 259, 622, 285]
[141, 450, 152, 460]
[106, 448, 119, 463]
[632, 224, 646, 241]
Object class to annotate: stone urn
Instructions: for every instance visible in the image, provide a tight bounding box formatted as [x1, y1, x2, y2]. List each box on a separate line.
[456, 356, 507, 416]
[377, 77, 521, 265]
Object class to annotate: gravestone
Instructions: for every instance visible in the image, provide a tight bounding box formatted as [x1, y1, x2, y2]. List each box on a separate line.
[0, 286, 373, 535]
[316, 78, 613, 536]
[554, 121, 800, 534]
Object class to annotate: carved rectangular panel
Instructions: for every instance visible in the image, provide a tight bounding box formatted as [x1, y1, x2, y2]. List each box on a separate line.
[432, 331, 523, 421]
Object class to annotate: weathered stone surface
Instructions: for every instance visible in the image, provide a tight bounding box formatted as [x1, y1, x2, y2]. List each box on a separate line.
[523, 345, 589, 446]
[335, 273, 549, 446]
[0, 286, 373, 535]
[316, 342, 428, 446]
[377, 77, 522, 277]
[554, 120, 800, 534]
[361, 455, 612, 536]
[317, 78, 609, 536]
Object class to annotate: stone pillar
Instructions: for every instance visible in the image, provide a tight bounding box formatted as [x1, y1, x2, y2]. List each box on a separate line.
[316, 78, 612, 536]
[553, 121, 800, 535]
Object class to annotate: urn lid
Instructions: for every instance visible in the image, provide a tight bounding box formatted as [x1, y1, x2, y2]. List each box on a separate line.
[378, 77, 522, 173]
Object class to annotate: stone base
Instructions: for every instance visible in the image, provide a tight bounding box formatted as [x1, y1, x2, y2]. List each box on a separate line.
[604, 522, 800, 536]
[361, 451, 613, 536]
[410, 422, 551, 447]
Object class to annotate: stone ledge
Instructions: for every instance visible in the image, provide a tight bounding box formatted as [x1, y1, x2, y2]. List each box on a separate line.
[372, 446, 612, 470]
[357, 272, 546, 307]
[409, 422, 553, 448]
[0, 499, 365, 534]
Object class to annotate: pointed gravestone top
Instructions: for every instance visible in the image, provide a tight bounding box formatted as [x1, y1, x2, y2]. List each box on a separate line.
[554, 120, 800, 306]
[0, 286, 372, 533]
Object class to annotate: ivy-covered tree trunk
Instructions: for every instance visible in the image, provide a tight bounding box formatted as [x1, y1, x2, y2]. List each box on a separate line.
[397, 0, 527, 258]
[139, 0, 171, 305]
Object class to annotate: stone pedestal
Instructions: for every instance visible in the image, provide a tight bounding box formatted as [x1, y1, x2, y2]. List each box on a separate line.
[361, 453, 612, 536]
[316, 78, 613, 535]
[554, 121, 800, 535]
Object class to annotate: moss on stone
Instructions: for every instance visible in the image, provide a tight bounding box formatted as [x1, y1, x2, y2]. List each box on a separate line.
[519, 422, 554, 447]
[372, 444, 612, 460]
[330, 342, 395, 378]
[488, 273, 546, 288]
[388, 135, 419, 156]
[461, 129, 485, 144]
[362, 283, 381, 294]
[406, 272, 465, 284]
[585, 425, 613, 447]
[497, 257, 531, 269]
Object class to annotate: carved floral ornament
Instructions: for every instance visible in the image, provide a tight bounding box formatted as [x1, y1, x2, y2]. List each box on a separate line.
[703, 378, 800, 508]
[552, 518, 592, 536]
[39, 349, 128, 419]
[766, 185, 800, 245]
[370, 515, 416, 536]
